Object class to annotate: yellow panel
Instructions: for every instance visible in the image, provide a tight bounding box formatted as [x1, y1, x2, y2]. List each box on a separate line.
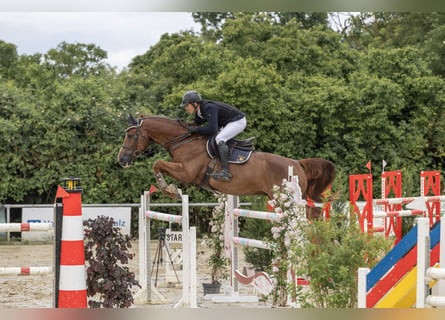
[374, 264, 438, 308]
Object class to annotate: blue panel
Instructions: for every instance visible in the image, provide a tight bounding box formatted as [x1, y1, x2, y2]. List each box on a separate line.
[431, 221, 441, 247]
[366, 225, 417, 291]
[366, 221, 441, 292]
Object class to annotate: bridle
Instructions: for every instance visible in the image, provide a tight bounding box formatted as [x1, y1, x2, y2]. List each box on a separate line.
[121, 118, 204, 158]
[120, 123, 151, 158]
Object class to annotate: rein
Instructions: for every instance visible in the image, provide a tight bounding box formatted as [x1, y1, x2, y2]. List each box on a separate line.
[159, 118, 205, 156]
[163, 134, 205, 155]
[123, 118, 204, 158]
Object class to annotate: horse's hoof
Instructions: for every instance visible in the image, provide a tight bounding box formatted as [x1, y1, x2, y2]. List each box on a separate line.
[165, 184, 181, 200]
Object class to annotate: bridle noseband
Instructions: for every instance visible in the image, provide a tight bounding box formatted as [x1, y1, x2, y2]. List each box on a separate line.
[121, 122, 150, 158]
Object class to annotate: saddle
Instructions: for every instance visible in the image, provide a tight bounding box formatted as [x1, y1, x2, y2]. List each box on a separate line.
[206, 136, 254, 164]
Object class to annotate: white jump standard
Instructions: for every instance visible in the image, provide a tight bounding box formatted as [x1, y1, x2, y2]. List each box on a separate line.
[416, 216, 445, 308]
[136, 190, 197, 308]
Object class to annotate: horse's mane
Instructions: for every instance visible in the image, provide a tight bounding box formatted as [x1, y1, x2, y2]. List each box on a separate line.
[139, 114, 185, 126]
[140, 114, 173, 120]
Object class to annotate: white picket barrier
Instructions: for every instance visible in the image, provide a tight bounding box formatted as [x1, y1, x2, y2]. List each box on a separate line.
[135, 190, 197, 308]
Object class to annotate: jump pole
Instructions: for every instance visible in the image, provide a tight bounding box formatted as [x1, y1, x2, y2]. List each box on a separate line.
[0, 223, 54, 277]
[0, 267, 53, 275]
[0, 223, 53, 232]
[0, 184, 68, 308]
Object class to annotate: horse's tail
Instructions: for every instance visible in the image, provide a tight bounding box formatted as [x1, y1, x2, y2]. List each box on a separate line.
[299, 158, 337, 203]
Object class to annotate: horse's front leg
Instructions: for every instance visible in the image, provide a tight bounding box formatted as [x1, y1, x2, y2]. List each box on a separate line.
[153, 160, 190, 200]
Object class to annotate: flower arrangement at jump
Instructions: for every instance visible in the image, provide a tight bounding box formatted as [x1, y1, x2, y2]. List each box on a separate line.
[267, 177, 308, 307]
[201, 193, 230, 286]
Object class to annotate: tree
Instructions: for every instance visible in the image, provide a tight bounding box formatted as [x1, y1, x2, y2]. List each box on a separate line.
[269, 12, 329, 28]
[0, 40, 18, 79]
[192, 12, 234, 41]
[192, 12, 329, 42]
[341, 12, 445, 50]
[44, 42, 109, 79]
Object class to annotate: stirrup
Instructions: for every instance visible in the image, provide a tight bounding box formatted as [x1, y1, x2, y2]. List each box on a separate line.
[212, 169, 232, 181]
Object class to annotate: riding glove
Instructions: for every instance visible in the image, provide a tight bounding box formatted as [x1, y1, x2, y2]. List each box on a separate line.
[187, 126, 198, 134]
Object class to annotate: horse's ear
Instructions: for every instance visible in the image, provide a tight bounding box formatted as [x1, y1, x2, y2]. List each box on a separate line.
[128, 114, 137, 125]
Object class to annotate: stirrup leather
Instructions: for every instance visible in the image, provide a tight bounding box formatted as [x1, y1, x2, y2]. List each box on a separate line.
[212, 169, 232, 181]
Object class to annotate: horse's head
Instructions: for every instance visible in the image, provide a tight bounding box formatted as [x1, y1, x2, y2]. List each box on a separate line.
[118, 114, 152, 167]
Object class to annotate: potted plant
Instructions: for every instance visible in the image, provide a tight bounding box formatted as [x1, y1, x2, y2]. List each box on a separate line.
[202, 193, 230, 295]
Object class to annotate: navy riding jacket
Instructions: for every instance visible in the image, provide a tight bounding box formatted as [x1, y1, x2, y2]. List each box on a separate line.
[193, 100, 245, 136]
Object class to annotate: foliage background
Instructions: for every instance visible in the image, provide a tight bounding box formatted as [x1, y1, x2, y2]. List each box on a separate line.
[1, 12, 445, 234]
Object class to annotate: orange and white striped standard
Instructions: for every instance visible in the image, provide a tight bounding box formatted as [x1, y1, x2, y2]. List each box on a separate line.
[58, 191, 87, 308]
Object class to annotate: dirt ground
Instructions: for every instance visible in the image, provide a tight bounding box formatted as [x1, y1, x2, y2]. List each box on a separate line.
[0, 240, 273, 308]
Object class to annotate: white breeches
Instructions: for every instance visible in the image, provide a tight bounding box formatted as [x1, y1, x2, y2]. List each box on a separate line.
[215, 117, 247, 144]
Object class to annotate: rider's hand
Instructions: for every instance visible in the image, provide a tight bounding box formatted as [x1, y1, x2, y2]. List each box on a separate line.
[187, 126, 198, 134]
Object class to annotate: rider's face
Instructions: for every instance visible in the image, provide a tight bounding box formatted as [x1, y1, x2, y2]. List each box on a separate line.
[184, 103, 196, 115]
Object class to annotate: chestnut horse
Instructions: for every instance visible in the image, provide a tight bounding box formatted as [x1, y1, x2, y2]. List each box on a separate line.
[118, 115, 336, 216]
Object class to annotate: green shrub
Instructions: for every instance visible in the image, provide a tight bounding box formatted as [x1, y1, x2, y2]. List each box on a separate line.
[293, 206, 391, 308]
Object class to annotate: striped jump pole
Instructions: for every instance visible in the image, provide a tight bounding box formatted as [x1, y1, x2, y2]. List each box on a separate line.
[209, 195, 259, 303]
[374, 195, 445, 206]
[231, 209, 281, 250]
[0, 223, 53, 232]
[145, 211, 183, 224]
[233, 208, 282, 222]
[232, 236, 274, 250]
[0, 267, 53, 276]
[373, 209, 425, 218]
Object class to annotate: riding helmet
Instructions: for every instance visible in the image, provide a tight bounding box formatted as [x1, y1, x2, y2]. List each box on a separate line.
[180, 90, 201, 107]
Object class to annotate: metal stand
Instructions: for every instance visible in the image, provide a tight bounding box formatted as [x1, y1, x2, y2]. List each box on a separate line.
[151, 227, 180, 287]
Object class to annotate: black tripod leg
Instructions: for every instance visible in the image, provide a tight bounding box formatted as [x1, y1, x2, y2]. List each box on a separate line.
[164, 242, 181, 283]
[150, 241, 160, 277]
[152, 240, 163, 287]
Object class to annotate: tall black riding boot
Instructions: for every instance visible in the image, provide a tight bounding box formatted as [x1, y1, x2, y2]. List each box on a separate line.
[212, 141, 232, 181]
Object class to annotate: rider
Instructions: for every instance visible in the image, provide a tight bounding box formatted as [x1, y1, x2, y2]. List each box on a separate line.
[180, 90, 246, 181]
